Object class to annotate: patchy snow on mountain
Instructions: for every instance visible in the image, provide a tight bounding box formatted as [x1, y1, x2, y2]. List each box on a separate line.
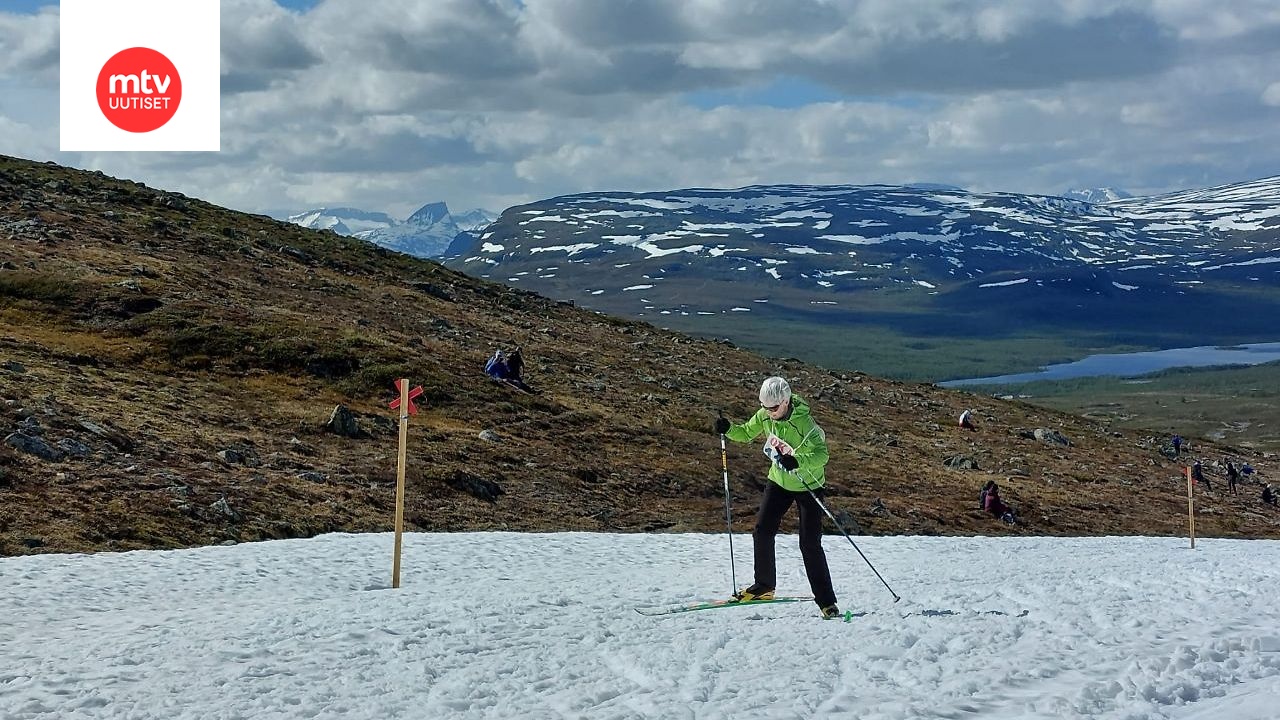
[288, 204, 497, 259]
[286, 207, 398, 236]
[1062, 187, 1133, 203]
[445, 178, 1280, 343]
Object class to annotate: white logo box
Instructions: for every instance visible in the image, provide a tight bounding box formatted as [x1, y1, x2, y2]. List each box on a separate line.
[60, 0, 220, 151]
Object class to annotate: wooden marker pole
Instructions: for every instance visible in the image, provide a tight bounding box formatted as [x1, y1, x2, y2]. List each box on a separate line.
[1186, 465, 1195, 550]
[392, 379, 409, 588]
[387, 378, 423, 589]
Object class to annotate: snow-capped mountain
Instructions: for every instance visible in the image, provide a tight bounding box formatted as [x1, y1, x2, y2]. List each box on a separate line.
[445, 177, 1280, 360]
[286, 207, 398, 236]
[286, 204, 497, 258]
[1062, 187, 1132, 203]
[452, 207, 499, 232]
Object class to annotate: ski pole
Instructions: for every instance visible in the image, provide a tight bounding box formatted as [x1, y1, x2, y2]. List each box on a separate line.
[718, 411, 738, 595]
[793, 467, 901, 603]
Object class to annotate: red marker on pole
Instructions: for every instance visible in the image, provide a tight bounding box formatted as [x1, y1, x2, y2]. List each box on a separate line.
[388, 379, 424, 588]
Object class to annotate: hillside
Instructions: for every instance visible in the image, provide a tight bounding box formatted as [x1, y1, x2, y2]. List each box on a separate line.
[446, 181, 1280, 381]
[1, 154, 1278, 555]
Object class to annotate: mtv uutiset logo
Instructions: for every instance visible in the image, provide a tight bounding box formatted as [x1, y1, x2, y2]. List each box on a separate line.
[61, 0, 219, 151]
[97, 47, 183, 132]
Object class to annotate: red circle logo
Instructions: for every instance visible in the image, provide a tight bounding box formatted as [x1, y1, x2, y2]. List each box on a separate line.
[96, 47, 182, 133]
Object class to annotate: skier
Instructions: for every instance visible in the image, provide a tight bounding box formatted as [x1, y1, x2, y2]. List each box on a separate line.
[714, 376, 840, 619]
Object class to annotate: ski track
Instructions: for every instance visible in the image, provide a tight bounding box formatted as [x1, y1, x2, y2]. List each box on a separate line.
[2, 533, 1278, 719]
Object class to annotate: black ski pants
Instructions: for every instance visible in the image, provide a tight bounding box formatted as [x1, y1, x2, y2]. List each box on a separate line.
[752, 480, 837, 608]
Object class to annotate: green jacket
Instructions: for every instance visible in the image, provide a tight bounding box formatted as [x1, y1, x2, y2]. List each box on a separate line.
[724, 394, 828, 492]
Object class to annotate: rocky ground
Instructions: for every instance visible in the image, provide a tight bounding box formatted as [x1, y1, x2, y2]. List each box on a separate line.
[2, 154, 1277, 555]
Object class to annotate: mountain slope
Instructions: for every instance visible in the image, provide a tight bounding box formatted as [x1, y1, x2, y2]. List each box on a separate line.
[2, 154, 1277, 555]
[289, 203, 497, 259]
[446, 180, 1280, 380]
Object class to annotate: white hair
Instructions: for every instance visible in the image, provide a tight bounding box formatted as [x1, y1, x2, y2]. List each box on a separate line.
[759, 376, 792, 407]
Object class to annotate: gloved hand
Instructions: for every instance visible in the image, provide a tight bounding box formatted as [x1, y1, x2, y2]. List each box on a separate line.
[777, 454, 799, 472]
[714, 417, 731, 435]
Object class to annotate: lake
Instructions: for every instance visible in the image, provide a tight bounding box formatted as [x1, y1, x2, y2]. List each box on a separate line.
[939, 342, 1280, 387]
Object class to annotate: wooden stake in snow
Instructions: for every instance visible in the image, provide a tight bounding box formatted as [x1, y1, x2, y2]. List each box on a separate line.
[388, 378, 423, 588]
[1186, 465, 1196, 550]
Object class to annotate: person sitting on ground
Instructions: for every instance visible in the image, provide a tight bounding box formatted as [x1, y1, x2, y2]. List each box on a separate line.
[1192, 459, 1210, 491]
[959, 409, 977, 431]
[503, 346, 535, 393]
[1241, 463, 1255, 477]
[1262, 483, 1277, 507]
[982, 481, 1016, 524]
[484, 350, 510, 381]
[506, 346, 525, 383]
[979, 480, 995, 510]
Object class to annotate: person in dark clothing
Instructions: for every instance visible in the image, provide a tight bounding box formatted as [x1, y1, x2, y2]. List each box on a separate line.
[1226, 461, 1240, 495]
[982, 481, 1016, 524]
[1192, 459, 1209, 491]
[506, 346, 525, 383]
[1263, 483, 1277, 506]
[1171, 434, 1183, 457]
[503, 346, 535, 392]
[979, 480, 995, 510]
[715, 376, 840, 619]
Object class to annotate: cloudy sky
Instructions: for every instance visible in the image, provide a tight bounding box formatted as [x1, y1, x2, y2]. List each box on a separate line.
[2, 0, 1279, 219]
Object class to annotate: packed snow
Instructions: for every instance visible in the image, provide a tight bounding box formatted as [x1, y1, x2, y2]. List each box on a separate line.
[4, 532, 1279, 719]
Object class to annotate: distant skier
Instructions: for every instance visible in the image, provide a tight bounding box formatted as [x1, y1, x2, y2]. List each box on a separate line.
[715, 376, 840, 619]
[1226, 461, 1240, 495]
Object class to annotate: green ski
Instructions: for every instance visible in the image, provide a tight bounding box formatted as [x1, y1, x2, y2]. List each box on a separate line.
[635, 596, 811, 617]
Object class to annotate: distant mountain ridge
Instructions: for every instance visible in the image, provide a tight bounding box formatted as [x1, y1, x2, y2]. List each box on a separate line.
[445, 177, 1280, 379]
[1062, 187, 1132, 203]
[288, 203, 497, 258]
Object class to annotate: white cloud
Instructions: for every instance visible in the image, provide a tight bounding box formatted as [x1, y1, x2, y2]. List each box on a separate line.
[1, 0, 1279, 217]
[1263, 82, 1280, 107]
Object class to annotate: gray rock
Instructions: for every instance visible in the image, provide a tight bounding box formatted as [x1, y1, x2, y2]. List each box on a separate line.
[1033, 428, 1072, 446]
[56, 438, 92, 459]
[944, 455, 980, 470]
[5, 432, 64, 461]
[446, 471, 504, 502]
[479, 429, 501, 442]
[326, 405, 362, 437]
[210, 496, 241, 521]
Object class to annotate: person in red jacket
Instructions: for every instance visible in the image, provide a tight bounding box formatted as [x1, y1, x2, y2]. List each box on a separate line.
[982, 481, 1016, 524]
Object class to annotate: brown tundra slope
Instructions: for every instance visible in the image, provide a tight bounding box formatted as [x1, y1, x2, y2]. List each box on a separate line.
[1, 154, 1277, 555]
